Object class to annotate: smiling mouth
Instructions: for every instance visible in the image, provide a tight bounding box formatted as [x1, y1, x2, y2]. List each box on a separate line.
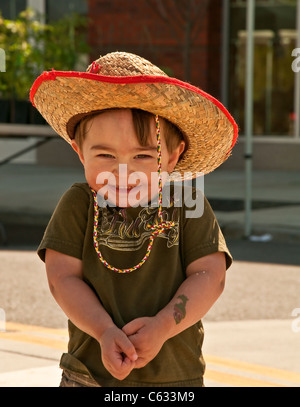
[107, 184, 144, 191]
[115, 185, 135, 192]
[99, 183, 149, 205]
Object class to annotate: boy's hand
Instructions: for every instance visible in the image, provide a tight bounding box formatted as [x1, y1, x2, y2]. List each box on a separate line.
[122, 317, 167, 369]
[121, 252, 227, 371]
[99, 325, 138, 380]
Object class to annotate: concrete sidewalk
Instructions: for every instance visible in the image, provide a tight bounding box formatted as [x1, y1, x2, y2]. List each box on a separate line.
[203, 319, 300, 387]
[0, 322, 65, 387]
[0, 319, 300, 387]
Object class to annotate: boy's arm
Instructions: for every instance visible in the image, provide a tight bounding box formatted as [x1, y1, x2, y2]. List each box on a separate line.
[122, 251, 226, 369]
[45, 249, 137, 380]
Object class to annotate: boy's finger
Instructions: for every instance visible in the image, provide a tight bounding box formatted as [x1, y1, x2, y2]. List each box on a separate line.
[122, 318, 143, 336]
[118, 335, 138, 362]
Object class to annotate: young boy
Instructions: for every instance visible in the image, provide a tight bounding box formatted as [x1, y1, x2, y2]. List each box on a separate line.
[30, 52, 238, 387]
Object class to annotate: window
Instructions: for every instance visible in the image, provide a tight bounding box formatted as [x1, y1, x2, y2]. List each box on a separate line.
[228, 0, 298, 137]
[45, 0, 87, 22]
[0, 0, 27, 19]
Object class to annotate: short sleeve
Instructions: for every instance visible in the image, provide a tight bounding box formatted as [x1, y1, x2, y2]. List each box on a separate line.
[180, 188, 232, 270]
[37, 183, 91, 262]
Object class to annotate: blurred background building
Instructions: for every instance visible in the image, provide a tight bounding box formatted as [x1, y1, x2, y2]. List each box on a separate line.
[0, 0, 299, 170]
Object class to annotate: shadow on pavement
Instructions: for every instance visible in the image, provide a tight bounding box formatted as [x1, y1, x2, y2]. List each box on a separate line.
[227, 238, 300, 266]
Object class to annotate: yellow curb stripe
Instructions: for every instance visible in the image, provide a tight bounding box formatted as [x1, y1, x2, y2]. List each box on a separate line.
[205, 369, 286, 387]
[1, 322, 299, 387]
[0, 332, 67, 351]
[4, 322, 68, 336]
[0, 321, 68, 351]
[206, 354, 300, 385]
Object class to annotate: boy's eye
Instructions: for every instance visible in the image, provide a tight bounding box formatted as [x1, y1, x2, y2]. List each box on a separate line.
[97, 153, 115, 159]
[135, 154, 154, 159]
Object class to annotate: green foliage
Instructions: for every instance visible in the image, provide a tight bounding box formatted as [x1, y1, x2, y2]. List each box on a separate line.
[0, 8, 89, 100]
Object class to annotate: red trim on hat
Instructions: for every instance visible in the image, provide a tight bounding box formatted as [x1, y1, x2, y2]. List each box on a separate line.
[30, 70, 238, 151]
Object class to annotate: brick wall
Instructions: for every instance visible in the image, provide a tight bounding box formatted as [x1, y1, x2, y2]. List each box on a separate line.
[87, 0, 223, 98]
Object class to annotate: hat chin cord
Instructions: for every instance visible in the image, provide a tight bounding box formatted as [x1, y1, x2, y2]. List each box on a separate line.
[91, 115, 176, 273]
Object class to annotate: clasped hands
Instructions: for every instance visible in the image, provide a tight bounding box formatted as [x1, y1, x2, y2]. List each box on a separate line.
[99, 316, 167, 381]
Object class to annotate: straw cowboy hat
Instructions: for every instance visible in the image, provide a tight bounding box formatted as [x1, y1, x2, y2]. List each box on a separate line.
[30, 51, 238, 179]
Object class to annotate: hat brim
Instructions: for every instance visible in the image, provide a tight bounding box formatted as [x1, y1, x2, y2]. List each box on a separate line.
[30, 71, 238, 178]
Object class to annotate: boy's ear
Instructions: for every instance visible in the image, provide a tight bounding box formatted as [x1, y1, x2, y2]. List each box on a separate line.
[71, 140, 85, 165]
[167, 141, 186, 173]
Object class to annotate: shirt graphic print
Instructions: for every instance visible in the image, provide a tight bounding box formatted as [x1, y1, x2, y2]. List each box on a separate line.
[96, 203, 179, 252]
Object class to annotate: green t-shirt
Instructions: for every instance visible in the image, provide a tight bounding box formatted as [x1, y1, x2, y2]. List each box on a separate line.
[38, 182, 232, 387]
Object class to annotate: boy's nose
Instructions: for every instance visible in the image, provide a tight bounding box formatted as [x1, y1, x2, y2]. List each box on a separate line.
[115, 163, 128, 184]
[113, 163, 145, 187]
[112, 162, 137, 177]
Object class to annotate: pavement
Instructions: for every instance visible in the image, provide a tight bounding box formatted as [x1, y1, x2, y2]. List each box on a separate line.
[0, 162, 299, 387]
[0, 318, 300, 387]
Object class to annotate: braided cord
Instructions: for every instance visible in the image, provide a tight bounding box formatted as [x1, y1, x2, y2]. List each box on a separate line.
[92, 115, 175, 273]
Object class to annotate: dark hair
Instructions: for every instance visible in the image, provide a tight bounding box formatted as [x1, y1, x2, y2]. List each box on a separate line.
[74, 108, 186, 156]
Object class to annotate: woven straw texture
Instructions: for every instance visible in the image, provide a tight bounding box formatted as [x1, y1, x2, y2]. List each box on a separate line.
[31, 52, 238, 178]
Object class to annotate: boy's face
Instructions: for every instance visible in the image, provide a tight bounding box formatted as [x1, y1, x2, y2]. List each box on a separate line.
[72, 109, 185, 207]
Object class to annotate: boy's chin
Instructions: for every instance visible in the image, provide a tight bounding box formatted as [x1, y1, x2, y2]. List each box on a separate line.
[112, 194, 150, 208]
